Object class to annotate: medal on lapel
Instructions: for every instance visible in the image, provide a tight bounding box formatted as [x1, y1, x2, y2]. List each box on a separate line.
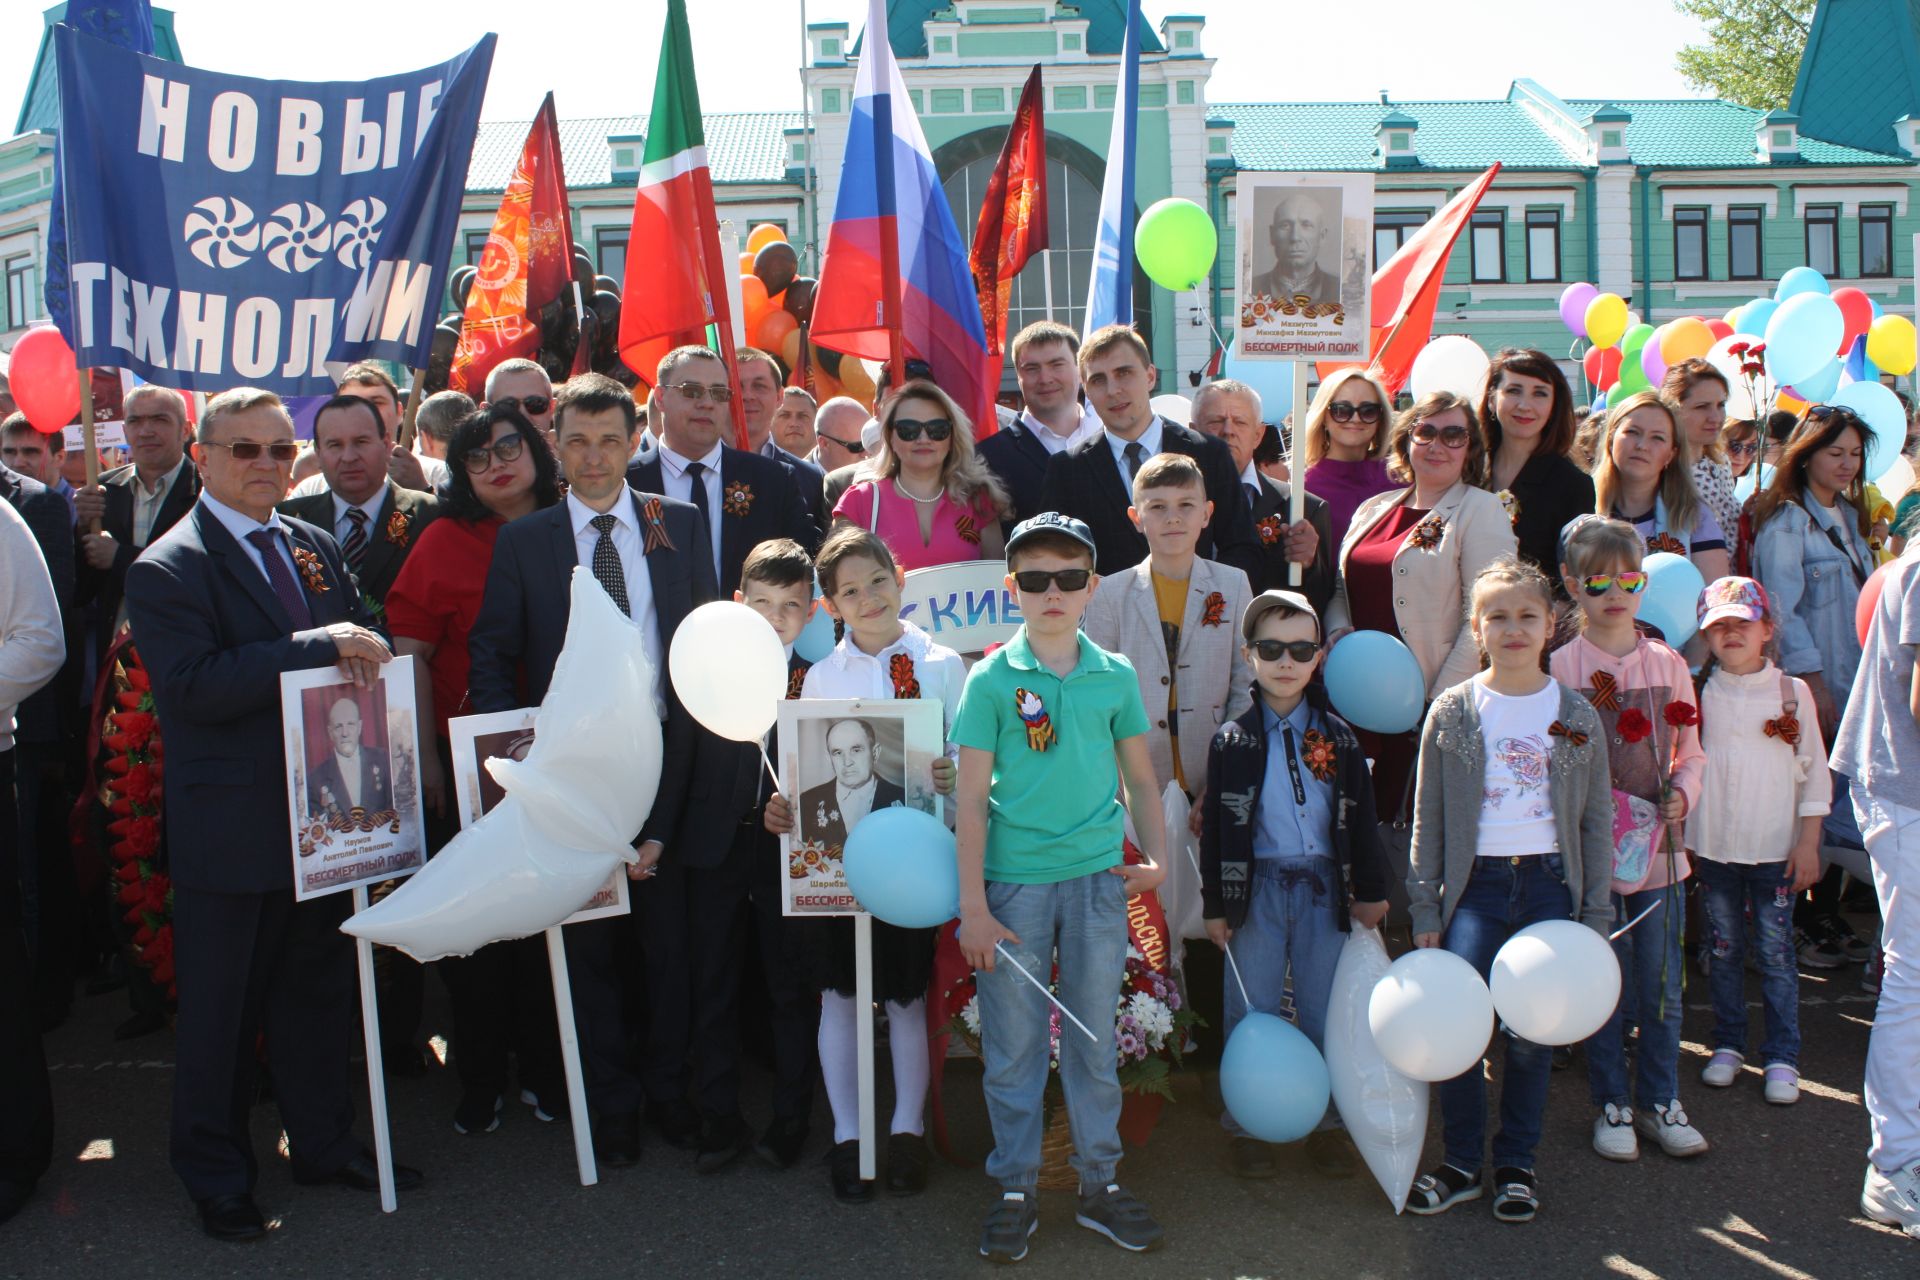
[723, 480, 755, 517]
[291, 546, 330, 594]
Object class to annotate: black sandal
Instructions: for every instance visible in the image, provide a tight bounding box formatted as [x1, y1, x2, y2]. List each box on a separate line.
[1406, 1164, 1481, 1216]
[1491, 1166, 1538, 1223]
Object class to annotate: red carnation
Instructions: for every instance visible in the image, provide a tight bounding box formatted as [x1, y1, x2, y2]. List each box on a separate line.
[113, 710, 157, 747]
[1663, 701, 1699, 729]
[103, 755, 130, 777]
[119, 764, 156, 806]
[1617, 707, 1653, 744]
[109, 795, 133, 817]
[117, 878, 145, 906]
[102, 732, 135, 754]
[125, 665, 150, 692]
[126, 815, 161, 858]
[1727, 341, 1750, 357]
[114, 861, 142, 884]
[116, 691, 146, 711]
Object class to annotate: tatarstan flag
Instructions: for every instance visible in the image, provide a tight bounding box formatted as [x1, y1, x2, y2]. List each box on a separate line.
[618, 0, 744, 440]
[449, 94, 576, 396]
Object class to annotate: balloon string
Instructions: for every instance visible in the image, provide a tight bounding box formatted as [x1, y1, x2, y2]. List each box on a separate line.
[758, 741, 780, 794]
[1181, 841, 1253, 1010]
[994, 942, 1100, 1043]
[1610, 897, 1664, 941]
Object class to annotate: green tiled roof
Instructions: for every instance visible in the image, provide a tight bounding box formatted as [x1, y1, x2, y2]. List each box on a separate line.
[1564, 99, 1908, 167]
[465, 113, 805, 191]
[855, 0, 1165, 58]
[1222, 100, 1585, 172]
[16, 3, 184, 137]
[1790, 0, 1920, 155]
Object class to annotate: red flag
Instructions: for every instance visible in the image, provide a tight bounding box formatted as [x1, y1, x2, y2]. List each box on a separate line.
[1318, 162, 1501, 395]
[968, 65, 1048, 438]
[449, 95, 576, 396]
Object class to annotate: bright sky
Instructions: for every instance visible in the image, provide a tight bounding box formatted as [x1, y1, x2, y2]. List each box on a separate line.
[5, 0, 1712, 128]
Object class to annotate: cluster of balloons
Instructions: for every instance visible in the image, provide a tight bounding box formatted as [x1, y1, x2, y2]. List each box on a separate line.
[427, 248, 633, 396]
[738, 223, 876, 408]
[7, 326, 82, 435]
[1561, 281, 1739, 409]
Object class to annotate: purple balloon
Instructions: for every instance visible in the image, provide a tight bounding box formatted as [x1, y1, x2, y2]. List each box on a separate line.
[1641, 335, 1667, 387]
[1560, 283, 1600, 337]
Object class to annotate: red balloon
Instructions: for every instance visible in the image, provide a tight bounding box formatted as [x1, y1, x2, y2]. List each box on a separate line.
[1704, 318, 1734, 341]
[8, 327, 81, 434]
[1858, 560, 1892, 646]
[1584, 344, 1622, 391]
[1833, 287, 1874, 350]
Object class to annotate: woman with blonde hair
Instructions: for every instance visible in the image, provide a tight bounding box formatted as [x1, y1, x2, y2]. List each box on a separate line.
[1661, 358, 1739, 536]
[1302, 367, 1398, 546]
[831, 378, 1010, 568]
[1592, 390, 1730, 583]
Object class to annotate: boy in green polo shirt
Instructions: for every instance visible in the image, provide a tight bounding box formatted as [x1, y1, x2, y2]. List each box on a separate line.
[952, 511, 1169, 1263]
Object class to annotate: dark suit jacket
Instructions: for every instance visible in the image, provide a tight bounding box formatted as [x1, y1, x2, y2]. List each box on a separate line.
[625, 445, 821, 595]
[977, 418, 1058, 529]
[2, 464, 75, 746]
[78, 458, 200, 657]
[1250, 474, 1337, 613]
[674, 652, 810, 867]
[277, 480, 441, 607]
[772, 445, 827, 535]
[124, 504, 373, 893]
[822, 462, 863, 517]
[306, 744, 393, 820]
[466, 491, 716, 851]
[1039, 418, 1260, 583]
[797, 775, 906, 852]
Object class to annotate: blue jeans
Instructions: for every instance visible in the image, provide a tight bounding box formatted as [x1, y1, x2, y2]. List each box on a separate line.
[1587, 883, 1685, 1109]
[1694, 857, 1800, 1068]
[976, 870, 1129, 1195]
[1221, 859, 1344, 1136]
[1437, 855, 1573, 1175]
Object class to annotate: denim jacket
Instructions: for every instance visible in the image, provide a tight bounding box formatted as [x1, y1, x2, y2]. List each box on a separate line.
[1751, 498, 1869, 705]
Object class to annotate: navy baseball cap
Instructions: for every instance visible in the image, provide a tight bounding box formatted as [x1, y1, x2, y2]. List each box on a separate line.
[1004, 511, 1097, 567]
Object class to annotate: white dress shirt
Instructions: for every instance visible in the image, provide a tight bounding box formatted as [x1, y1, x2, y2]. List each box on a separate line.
[1103, 416, 1165, 478]
[1021, 403, 1103, 456]
[654, 440, 724, 582]
[330, 486, 387, 547]
[199, 491, 302, 594]
[566, 491, 665, 717]
[332, 749, 365, 809]
[0, 499, 65, 752]
[132, 456, 190, 547]
[836, 776, 877, 830]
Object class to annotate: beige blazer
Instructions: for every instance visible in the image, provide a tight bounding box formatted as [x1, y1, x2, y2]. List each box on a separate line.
[1082, 554, 1255, 796]
[1324, 480, 1518, 699]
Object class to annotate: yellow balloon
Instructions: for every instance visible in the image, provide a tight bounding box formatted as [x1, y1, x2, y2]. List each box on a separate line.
[1585, 293, 1629, 349]
[1867, 313, 1918, 377]
[1776, 389, 1808, 415]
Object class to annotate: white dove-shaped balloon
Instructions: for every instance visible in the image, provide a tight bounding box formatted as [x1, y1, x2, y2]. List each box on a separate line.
[343, 569, 661, 961]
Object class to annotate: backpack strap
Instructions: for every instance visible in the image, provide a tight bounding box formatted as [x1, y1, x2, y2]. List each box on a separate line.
[1778, 670, 1798, 720]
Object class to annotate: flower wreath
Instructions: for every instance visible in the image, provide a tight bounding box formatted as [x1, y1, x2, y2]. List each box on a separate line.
[1256, 514, 1284, 546]
[99, 643, 174, 999]
[291, 546, 330, 594]
[723, 480, 755, 517]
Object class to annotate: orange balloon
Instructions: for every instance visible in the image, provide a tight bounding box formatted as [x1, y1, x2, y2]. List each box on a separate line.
[757, 309, 798, 351]
[839, 357, 876, 408]
[779, 328, 803, 369]
[740, 274, 771, 332]
[810, 369, 840, 400]
[739, 252, 755, 274]
[745, 224, 786, 256]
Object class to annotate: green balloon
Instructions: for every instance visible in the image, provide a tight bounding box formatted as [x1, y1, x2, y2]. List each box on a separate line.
[1134, 198, 1219, 292]
[1619, 322, 1656, 360]
[1607, 381, 1635, 408]
[1617, 357, 1651, 394]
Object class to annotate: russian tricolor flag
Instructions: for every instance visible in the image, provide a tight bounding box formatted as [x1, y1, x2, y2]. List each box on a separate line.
[812, 0, 993, 432]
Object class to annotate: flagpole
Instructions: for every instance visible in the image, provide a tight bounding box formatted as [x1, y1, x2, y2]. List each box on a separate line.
[397, 369, 423, 451]
[77, 369, 100, 534]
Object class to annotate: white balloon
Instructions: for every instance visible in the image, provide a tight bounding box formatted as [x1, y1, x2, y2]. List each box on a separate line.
[1150, 393, 1193, 426]
[1408, 335, 1489, 403]
[1326, 928, 1428, 1214]
[1875, 453, 1915, 497]
[668, 601, 789, 742]
[1488, 919, 1622, 1046]
[1157, 782, 1207, 941]
[1367, 948, 1495, 1083]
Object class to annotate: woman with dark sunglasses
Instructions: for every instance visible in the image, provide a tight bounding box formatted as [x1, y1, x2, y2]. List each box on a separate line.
[1302, 368, 1398, 547]
[1477, 348, 1596, 588]
[830, 379, 1010, 569]
[382, 405, 569, 1137]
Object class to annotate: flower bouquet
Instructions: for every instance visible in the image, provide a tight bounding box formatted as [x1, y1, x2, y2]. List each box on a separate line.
[98, 640, 175, 999]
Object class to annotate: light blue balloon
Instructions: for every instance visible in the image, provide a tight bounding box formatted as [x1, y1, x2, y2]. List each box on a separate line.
[1221, 340, 1294, 418]
[842, 805, 958, 929]
[1831, 379, 1906, 468]
[1734, 298, 1777, 338]
[1641, 551, 1706, 648]
[1774, 266, 1830, 301]
[1763, 292, 1845, 388]
[1791, 358, 1842, 405]
[1219, 1012, 1332, 1144]
[794, 597, 836, 662]
[1324, 630, 1425, 733]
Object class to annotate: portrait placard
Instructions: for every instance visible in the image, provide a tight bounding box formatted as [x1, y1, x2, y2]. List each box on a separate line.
[1235, 172, 1375, 360]
[447, 708, 629, 925]
[778, 698, 944, 917]
[281, 662, 426, 901]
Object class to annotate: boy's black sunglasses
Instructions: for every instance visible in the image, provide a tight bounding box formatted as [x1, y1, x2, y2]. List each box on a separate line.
[1012, 569, 1092, 593]
[1250, 639, 1320, 663]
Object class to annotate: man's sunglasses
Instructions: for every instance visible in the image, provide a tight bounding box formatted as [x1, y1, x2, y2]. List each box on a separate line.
[1410, 423, 1471, 448]
[667, 382, 733, 404]
[1580, 571, 1648, 596]
[462, 432, 525, 474]
[1326, 400, 1383, 424]
[203, 440, 299, 462]
[892, 417, 953, 443]
[495, 394, 552, 416]
[1250, 639, 1320, 663]
[1011, 569, 1092, 594]
[819, 434, 866, 457]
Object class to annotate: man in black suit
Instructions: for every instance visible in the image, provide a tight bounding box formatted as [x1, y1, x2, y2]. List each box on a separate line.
[278, 395, 440, 612]
[1039, 325, 1260, 581]
[305, 695, 393, 821]
[75, 386, 199, 659]
[797, 718, 905, 852]
[123, 388, 421, 1243]
[1190, 380, 1334, 611]
[468, 372, 714, 1170]
[976, 321, 1102, 530]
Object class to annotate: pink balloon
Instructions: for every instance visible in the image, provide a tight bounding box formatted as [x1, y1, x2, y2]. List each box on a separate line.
[7, 327, 81, 435]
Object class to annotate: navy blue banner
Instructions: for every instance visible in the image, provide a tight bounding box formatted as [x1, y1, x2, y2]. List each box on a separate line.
[53, 27, 494, 394]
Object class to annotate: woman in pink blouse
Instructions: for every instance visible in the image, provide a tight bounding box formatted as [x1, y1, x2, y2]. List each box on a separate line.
[831, 380, 1010, 569]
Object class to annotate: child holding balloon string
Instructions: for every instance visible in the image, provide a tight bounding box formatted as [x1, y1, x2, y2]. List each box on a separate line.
[1549, 516, 1708, 1164]
[763, 525, 966, 1204]
[1405, 556, 1614, 1222]
[1687, 576, 1826, 1107]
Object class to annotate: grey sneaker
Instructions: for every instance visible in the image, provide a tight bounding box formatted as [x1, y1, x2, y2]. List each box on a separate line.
[979, 1189, 1038, 1264]
[1075, 1183, 1164, 1253]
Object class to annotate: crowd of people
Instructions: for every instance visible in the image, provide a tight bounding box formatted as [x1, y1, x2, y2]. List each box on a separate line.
[0, 318, 1914, 1254]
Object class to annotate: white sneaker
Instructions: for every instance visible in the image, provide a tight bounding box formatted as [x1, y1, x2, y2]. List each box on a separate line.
[1862, 1161, 1920, 1239]
[1635, 1099, 1710, 1157]
[1762, 1064, 1800, 1106]
[1593, 1103, 1639, 1162]
[1701, 1049, 1744, 1088]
